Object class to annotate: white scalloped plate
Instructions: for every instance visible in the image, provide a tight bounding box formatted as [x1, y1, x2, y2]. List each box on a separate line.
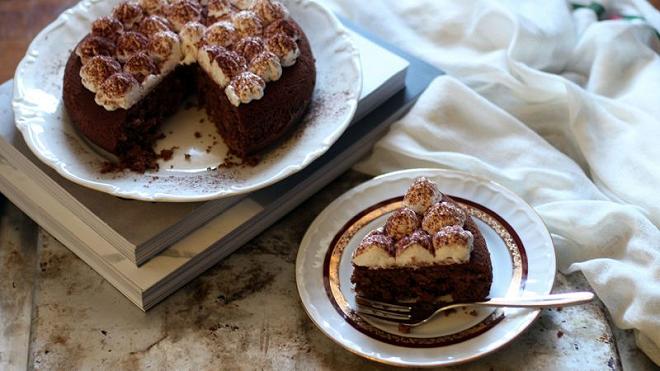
[12, 0, 361, 202]
[296, 169, 555, 367]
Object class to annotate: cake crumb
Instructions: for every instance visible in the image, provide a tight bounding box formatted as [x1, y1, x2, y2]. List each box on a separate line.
[557, 330, 564, 338]
[100, 161, 117, 173]
[184, 153, 191, 160]
[398, 324, 411, 334]
[159, 148, 174, 161]
[219, 154, 241, 168]
[443, 308, 457, 317]
[194, 131, 202, 138]
[218, 152, 261, 169]
[468, 309, 478, 317]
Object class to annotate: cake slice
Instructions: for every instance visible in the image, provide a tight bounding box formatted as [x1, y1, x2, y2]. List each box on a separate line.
[351, 177, 493, 305]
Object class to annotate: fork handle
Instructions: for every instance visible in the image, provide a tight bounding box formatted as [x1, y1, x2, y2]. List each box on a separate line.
[472, 292, 595, 308]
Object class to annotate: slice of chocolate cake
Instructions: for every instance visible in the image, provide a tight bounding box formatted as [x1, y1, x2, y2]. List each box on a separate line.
[351, 177, 493, 304]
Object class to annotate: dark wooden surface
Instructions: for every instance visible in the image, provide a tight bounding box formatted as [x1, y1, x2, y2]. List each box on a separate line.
[0, 0, 79, 82]
[1, 0, 659, 82]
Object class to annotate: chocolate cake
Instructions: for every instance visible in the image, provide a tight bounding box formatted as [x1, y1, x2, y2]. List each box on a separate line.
[351, 177, 493, 305]
[62, 0, 316, 172]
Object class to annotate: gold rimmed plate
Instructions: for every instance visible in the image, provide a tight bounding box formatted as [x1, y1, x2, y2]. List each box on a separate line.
[296, 169, 555, 367]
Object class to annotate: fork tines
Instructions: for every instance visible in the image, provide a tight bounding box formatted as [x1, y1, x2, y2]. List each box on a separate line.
[355, 296, 413, 321]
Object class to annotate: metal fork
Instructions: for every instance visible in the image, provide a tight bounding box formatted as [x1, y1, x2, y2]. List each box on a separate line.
[355, 292, 594, 327]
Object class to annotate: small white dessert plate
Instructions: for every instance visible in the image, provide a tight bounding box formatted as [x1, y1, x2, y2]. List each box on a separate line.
[296, 168, 555, 367]
[12, 0, 361, 202]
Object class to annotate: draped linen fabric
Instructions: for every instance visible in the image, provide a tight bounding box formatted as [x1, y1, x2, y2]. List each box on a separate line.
[319, 0, 660, 363]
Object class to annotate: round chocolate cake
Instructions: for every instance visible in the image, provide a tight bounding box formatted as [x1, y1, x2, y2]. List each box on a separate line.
[351, 177, 493, 305]
[62, 0, 316, 172]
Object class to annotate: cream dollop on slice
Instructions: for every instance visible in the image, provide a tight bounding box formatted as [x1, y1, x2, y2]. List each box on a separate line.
[384, 207, 420, 240]
[352, 229, 395, 268]
[95, 72, 141, 110]
[91, 16, 124, 42]
[167, 0, 202, 31]
[80, 55, 122, 92]
[179, 21, 206, 64]
[76, 36, 116, 64]
[113, 2, 145, 29]
[266, 32, 299, 67]
[422, 201, 467, 235]
[207, 0, 232, 18]
[403, 177, 442, 215]
[249, 51, 282, 82]
[225, 71, 265, 106]
[147, 31, 182, 71]
[116, 31, 149, 62]
[203, 21, 238, 48]
[432, 225, 473, 264]
[252, 0, 289, 25]
[394, 230, 434, 267]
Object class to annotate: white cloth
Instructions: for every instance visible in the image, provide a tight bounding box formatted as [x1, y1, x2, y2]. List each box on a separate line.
[319, 0, 660, 363]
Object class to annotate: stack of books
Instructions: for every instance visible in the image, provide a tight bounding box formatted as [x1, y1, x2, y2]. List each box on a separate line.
[0, 21, 441, 310]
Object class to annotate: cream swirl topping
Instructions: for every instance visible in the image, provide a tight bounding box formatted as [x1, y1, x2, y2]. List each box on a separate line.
[80, 55, 122, 92]
[116, 31, 149, 62]
[95, 72, 141, 110]
[76, 36, 116, 64]
[77, 0, 303, 110]
[231, 0, 254, 10]
[207, 0, 232, 18]
[252, 0, 288, 25]
[224, 71, 265, 106]
[147, 30, 182, 70]
[266, 32, 298, 67]
[248, 51, 281, 82]
[179, 21, 206, 64]
[232, 10, 263, 38]
[113, 2, 145, 29]
[166, 0, 202, 31]
[352, 177, 475, 268]
[91, 16, 124, 42]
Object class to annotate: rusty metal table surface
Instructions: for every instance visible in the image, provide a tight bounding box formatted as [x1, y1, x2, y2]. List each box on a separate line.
[0, 171, 657, 370]
[0, 1, 658, 370]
